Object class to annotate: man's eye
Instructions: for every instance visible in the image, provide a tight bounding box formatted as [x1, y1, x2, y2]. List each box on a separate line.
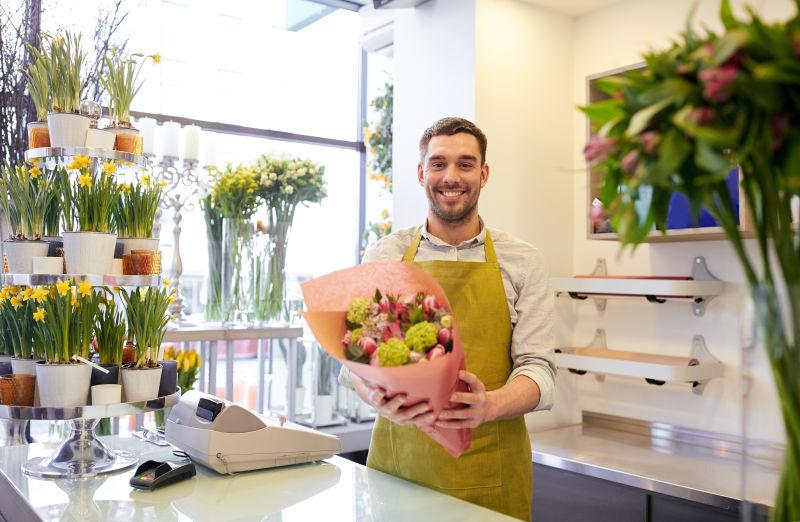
[431, 163, 444, 168]
[460, 163, 474, 169]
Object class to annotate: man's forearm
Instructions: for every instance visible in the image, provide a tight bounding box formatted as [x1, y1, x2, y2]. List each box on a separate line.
[486, 375, 540, 421]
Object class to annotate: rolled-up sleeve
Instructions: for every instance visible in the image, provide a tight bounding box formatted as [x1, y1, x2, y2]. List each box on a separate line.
[508, 249, 556, 412]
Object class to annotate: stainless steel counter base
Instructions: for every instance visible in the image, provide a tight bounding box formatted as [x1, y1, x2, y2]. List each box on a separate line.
[531, 411, 782, 510]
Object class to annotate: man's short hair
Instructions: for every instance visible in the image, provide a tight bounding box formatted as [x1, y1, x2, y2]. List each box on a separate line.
[419, 117, 488, 165]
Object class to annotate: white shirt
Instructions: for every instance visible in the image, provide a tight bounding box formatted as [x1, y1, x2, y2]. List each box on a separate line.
[341, 221, 556, 412]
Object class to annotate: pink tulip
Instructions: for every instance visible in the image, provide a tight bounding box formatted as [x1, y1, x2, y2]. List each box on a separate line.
[583, 136, 619, 165]
[621, 150, 640, 175]
[698, 65, 739, 103]
[437, 327, 451, 346]
[342, 331, 352, 346]
[640, 131, 661, 154]
[422, 295, 438, 313]
[359, 336, 377, 356]
[427, 346, 445, 361]
[379, 298, 390, 314]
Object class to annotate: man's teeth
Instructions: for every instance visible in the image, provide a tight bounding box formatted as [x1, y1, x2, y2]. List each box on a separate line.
[441, 191, 463, 196]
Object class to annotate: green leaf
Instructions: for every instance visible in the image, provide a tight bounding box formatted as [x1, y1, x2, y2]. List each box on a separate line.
[594, 76, 631, 96]
[695, 141, 732, 174]
[783, 133, 800, 190]
[409, 305, 424, 325]
[654, 127, 692, 179]
[719, 0, 737, 30]
[710, 29, 749, 67]
[579, 99, 624, 126]
[626, 97, 675, 137]
[638, 78, 695, 106]
[373, 288, 382, 303]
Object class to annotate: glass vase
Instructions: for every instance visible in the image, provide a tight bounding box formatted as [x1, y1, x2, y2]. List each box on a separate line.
[741, 285, 800, 522]
[264, 221, 291, 325]
[204, 211, 223, 323]
[220, 217, 253, 325]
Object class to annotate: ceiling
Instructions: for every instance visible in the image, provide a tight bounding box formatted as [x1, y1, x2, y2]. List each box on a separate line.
[516, 0, 625, 16]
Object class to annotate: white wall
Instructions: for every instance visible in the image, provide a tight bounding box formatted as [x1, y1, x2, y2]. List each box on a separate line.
[569, 0, 796, 443]
[475, 0, 575, 278]
[392, 0, 477, 229]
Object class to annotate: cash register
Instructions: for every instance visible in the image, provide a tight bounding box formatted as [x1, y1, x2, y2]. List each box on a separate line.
[165, 390, 341, 474]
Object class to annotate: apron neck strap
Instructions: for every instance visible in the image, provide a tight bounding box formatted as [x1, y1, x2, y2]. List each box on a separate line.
[401, 227, 499, 264]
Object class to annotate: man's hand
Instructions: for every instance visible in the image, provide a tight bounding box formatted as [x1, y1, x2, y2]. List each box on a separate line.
[350, 371, 437, 431]
[436, 370, 494, 429]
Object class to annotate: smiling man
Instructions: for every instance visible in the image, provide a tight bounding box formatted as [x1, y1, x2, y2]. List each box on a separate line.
[341, 117, 556, 521]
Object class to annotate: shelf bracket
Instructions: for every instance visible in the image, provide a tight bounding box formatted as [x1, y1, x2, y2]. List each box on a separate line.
[690, 256, 719, 317]
[589, 258, 607, 312]
[689, 335, 721, 395]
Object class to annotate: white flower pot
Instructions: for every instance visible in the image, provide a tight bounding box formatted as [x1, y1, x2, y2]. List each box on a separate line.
[35, 362, 91, 408]
[117, 237, 159, 256]
[32, 256, 64, 275]
[121, 365, 163, 403]
[11, 358, 41, 376]
[91, 384, 122, 405]
[85, 128, 116, 150]
[313, 394, 335, 425]
[4, 240, 49, 274]
[63, 231, 117, 275]
[47, 112, 89, 148]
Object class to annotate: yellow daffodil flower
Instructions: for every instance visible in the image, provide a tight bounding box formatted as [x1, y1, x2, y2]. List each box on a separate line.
[152, 52, 161, 64]
[78, 173, 92, 187]
[72, 295, 80, 307]
[158, 180, 168, 187]
[21, 288, 34, 301]
[162, 279, 171, 288]
[32, 307, 46, 322]
[10, 297, 22, 310]
[77, 279, 92, 297]
[56, 279, 71, 296]
[74, 155, 90, 169]
[103, 162, 117, 175]
[7, 286, 20, 295]
[0, 288, 8, 300]
[29, 166, 42, 178]
[31, 287, 48, 302]
[141, 174, 151, 186]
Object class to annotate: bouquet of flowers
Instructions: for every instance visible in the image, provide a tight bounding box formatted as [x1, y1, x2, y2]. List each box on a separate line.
[302, 261, 471, 458]
[342, 290, 453, 367]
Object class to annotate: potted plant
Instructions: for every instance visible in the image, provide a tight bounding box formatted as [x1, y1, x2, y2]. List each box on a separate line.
[100, 50, 160, 155]
[118, 283, 174, 402]
[113, 175, 164, 255]
[46, 32, 89, 148]
[61, 156, 118, 274]
[31, 279, 99, 407]
[23, 44, 51, 149]
[0, 286, 43, 378]
[91, 293, 125, 388]
[0, 164, 54, 273]
[581, 2, 800, 517]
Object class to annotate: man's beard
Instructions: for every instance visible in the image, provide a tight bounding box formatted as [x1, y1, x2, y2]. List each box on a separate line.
[426, 184, 479, 224]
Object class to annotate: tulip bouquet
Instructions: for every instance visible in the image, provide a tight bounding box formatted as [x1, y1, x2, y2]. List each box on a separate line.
[303, 261, 471, 458]
[343, 291, 453, 367]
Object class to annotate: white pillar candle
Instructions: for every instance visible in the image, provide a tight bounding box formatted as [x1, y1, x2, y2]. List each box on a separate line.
[183, 124, 200, 161]
[137, 117, 157, 155]
[162, 121, 181, 158]
[201, 131, 217, 168]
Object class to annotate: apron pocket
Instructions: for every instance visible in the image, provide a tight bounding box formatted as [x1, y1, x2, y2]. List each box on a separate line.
[425, 422, 502, 491]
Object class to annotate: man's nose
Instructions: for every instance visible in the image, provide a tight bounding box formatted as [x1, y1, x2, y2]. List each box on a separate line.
[441, 164, 461, 183]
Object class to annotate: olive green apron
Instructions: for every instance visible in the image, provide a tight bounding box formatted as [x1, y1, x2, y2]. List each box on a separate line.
[366, 229, 532, 521]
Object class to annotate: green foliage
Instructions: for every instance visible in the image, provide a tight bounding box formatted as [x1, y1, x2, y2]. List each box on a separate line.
[114, 177, 163, 238]
[0, 163, 56, 240]
[95, 299, 126, 366]
[118, 284, 175, 368]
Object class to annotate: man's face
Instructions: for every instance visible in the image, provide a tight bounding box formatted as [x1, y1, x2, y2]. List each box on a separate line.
[418, 133, 489, 224]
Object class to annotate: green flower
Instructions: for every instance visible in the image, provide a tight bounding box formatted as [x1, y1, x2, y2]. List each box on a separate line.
[347, 297, 371, 324]
[405, 321, 437, 353]
[351, 328, 363, 345]
[377, 338, 409, 366]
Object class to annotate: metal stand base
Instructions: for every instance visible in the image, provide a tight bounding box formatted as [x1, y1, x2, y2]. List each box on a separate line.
[23, 419, 137, 479]
[0, 419, 34, 446]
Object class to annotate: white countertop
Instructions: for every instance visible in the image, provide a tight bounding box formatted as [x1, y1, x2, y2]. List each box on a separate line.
[0, 436, 515, 522]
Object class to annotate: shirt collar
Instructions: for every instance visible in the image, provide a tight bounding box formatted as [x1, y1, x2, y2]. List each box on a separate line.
[420, 218, 486, 248]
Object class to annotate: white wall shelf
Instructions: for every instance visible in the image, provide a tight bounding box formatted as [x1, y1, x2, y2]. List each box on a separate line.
[555, 329, 723, 395]
[551, 256, 724, 316]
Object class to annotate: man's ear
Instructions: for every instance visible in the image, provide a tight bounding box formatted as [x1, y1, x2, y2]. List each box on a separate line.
[417, 163, 425, 186]
[480, 163, 490, 188]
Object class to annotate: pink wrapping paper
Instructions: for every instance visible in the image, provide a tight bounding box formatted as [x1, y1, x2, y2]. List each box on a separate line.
[302, 261, 472, 458]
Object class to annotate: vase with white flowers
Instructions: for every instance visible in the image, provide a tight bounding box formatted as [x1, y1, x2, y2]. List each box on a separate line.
[0, 164, 55, 273]
[60, 156, 118, 274]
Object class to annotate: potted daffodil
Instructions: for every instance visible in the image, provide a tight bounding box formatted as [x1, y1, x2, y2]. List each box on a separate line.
[118, 283, 174, 402]
[92, 293, 126, 388]
[60, 156, 118, 274]
[46, 32, 90, 148]
[23, 43, 51, 149]
[113, 174, 164, 255]
[100, 50, 160, 154]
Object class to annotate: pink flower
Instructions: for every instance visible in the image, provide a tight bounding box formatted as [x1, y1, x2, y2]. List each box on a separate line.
[583, 136, 619, 165]
[342, 331, 352, 346]
[640, 131, 661, 154]
[437, 327, 451, 346]
[409, 351, 424, 363]
[359, 336, 377, 356]
[378, 298, 389, 314]
[690, 107, 716, 126]
[621, 150, 640, 175]
[589, 203, 607, 224]
[698, 65, 739, 103]
[422, 295, 438, 314]
[427, 345, 445, 361]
